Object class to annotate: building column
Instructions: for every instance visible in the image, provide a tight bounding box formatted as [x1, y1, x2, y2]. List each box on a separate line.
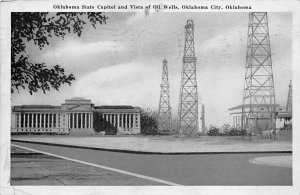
[86, 113, 89, 129]
[137, 113, 141, 128]
[235, 116, 237, 128]
[91, 113, 93, 129]
[122, 114, 125, 128]
[27, 113, 30, 127]
[36, 113, 38, 128]
[87, 113, 89, 129]
[44, 114, 47, 128]
[47, 113, 49, 128]
[40, 114, 42, 128]
[84, 113, 87, 129]
[117, 114, 120, 129]
[45, 114, 47, 128]
[52, 114, 54, 128]
[133, 114, 136, 128]
[52, 113, 55, 128]
[76, 113, 78, 129]
[18, 114, 21, 128]
[43, 114, 45, 128]
[80, 113, 83, 129]
[72, 113, 74, 129]
[125, 114, 128, 129]
[129, 114, 132, 129]
[56, 114, 58, 128]
[109, 114, 112, 124]
[68, 113, 70, 128]
[113, 114, 116, 127]
[39, 114, 41, 128]
[55, 113, 57, 128]
[49, 114, 52, 128]
[74, 113, 76, 129]
[35, 114, 38, 128]
[121, 114, 123, 128]
[73, 113, 75, 129]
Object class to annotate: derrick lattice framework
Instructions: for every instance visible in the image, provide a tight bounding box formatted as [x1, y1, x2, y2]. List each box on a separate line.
[286, 80, 292, 112]
[178, 20, 199, 136]
[158, 59, 171, 133]
[241, 12, 276, 133]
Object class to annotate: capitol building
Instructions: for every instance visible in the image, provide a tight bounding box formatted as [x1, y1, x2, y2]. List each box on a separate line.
[11, 97, 141, 135]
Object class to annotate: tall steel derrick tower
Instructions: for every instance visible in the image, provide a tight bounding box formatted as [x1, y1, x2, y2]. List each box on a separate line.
[158, 59, 171, 134]
[286, 80, 292, 112]
[241, 12, 276, 133]
[178, 20, 199, 136]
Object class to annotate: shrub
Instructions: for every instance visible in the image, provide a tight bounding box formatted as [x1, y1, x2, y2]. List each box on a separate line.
[224, 127, 247, 136]
[207, 126, 220, 136]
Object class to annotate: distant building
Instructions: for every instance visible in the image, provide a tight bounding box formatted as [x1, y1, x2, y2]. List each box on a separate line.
[228, 104, 292, 131]
[228, 104, 278, 133]
[278, 80, 293, 130]
[276, 108, 292, 130]
[229, 81, 293, 131]
[11, 97, 141, 135]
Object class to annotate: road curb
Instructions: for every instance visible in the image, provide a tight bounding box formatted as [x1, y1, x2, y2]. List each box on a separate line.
[11, 139, 292, 155]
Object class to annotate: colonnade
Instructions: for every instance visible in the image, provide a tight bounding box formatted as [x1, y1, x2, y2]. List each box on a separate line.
[233, 115, 241, 128]
[101, 113, 140, 130]
[16, 113, 60, 128]
[67, 112, 93, 129]
[232, 115, 248, 128]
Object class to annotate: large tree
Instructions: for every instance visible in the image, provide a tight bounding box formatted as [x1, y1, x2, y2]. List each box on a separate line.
[140, 109, 159, 135]
[11, 12, 107, 94]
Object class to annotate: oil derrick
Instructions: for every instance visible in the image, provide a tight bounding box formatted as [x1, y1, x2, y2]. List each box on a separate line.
[178, 20, 199, 136]
[286, 80, 292, 112]
[158, 59, 171, 134]
[241, 12, 276, 133]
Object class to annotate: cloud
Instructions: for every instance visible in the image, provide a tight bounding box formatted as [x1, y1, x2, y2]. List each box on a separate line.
[74, 60, 161, 108]
[43, 40, 124, 59]
[126, 12, 146, 24]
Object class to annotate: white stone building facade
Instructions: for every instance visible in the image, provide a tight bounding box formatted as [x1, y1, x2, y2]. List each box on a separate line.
[11, 97, 141, 135]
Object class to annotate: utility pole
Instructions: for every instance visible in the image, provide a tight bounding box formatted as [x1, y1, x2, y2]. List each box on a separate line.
[158, 59, 171, 134]
[241, 12, 276, 134]
[178, 20, 199, 136]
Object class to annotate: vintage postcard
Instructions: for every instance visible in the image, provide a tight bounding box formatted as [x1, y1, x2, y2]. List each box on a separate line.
[0, 0, 300, 194]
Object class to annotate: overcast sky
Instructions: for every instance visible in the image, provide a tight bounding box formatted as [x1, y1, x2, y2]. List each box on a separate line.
[11, 12, 292, 127]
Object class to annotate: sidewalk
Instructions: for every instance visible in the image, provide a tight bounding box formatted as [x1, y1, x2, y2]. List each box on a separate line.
[11, 135, 292, 154]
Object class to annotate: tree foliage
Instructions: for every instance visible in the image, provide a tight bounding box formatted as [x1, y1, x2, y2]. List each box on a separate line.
[11, 12, 107, 94]
[93, 112, 117, 135]
[140, 109, 159, 135]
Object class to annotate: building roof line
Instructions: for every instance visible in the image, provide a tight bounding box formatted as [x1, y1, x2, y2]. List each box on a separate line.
[228, 104, 279, 111]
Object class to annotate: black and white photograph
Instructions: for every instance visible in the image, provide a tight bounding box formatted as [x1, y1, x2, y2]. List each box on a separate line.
[1, 0, 300, 195]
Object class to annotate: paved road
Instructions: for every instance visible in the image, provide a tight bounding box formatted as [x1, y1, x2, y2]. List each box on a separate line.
[11, 146, 161, 185]
[11, 141, 292, 186]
